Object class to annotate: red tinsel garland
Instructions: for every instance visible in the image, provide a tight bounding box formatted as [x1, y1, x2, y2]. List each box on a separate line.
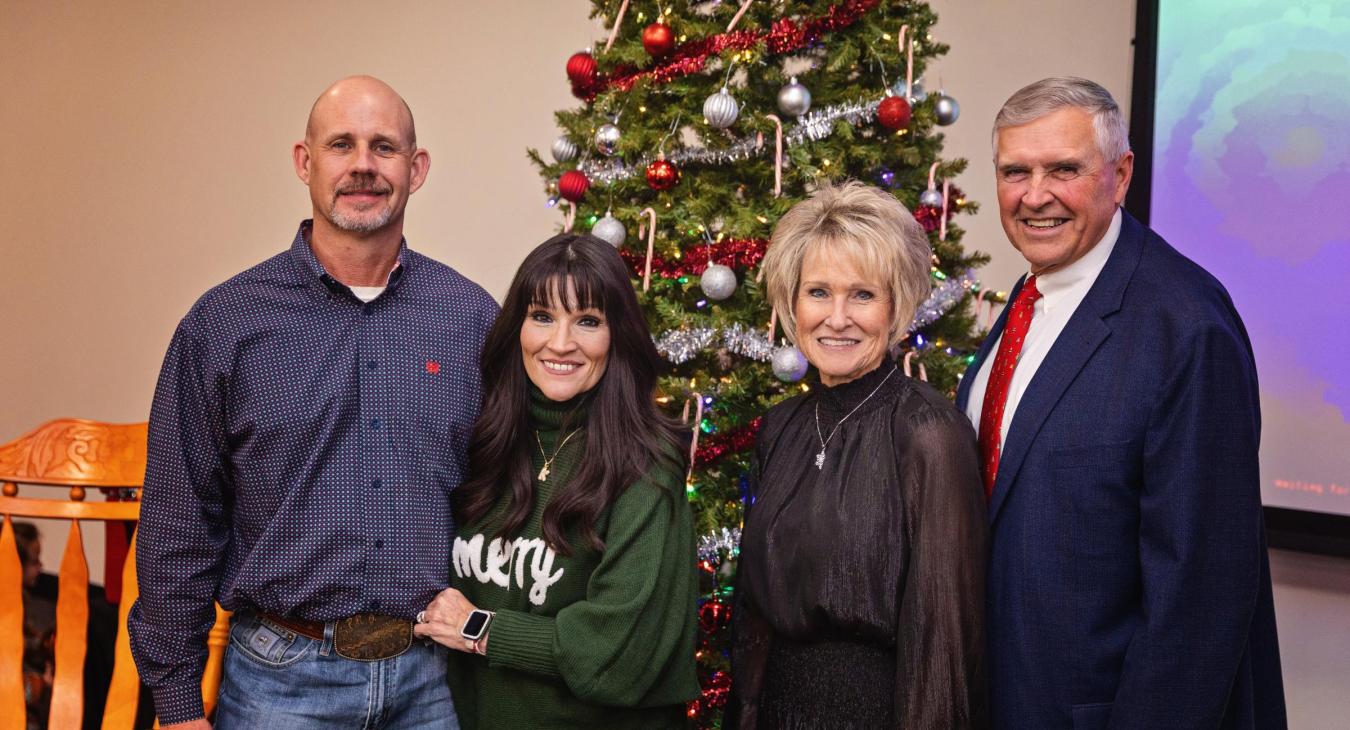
[573, 0, 882, 100]
[687, 670, 733, 721]
[693, 417, 761, 467]
[620, 238, 769, 280]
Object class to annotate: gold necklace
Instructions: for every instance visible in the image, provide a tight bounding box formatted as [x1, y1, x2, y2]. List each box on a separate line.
[534, 427, 583, 481]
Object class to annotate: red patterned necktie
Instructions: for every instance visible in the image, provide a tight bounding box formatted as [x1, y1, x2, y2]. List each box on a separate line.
[978, 275, 1042, 499]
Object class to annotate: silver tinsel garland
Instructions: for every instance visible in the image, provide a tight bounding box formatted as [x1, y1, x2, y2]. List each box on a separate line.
[653, 269, 979, 363]
[698, 527, 741, 564]
[908, 268, 979, 332]
[577, 98, 883, 186]
[653, 321, 775, 364]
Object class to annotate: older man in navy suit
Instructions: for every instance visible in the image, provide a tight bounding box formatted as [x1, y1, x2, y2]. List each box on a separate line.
[957, 77, 1286, 729]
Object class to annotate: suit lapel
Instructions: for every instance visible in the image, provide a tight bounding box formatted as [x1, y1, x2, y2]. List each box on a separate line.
[987, 211, 1148, 524]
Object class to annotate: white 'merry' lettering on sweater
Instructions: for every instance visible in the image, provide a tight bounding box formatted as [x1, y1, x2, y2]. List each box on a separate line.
[452, 533, 565, 606]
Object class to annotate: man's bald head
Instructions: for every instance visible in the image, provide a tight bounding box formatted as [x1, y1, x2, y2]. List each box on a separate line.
[305, 75, 416, 147]
[294, 75, 430, 240]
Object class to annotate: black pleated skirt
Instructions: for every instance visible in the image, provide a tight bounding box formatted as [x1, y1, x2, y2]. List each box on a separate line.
[759, 637, 896, 729]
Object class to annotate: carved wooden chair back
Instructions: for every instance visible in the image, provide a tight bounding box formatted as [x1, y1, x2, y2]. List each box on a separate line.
[0, 419, 229, 729]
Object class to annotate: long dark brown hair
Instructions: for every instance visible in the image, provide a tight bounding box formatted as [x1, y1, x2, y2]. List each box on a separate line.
[455, 233, 686, 554]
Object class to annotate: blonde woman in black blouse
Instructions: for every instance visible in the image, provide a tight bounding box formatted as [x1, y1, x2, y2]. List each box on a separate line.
[728, 181, 989, 728]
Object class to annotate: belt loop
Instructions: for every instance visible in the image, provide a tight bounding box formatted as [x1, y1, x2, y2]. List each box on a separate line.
[320, 620, 335, 657]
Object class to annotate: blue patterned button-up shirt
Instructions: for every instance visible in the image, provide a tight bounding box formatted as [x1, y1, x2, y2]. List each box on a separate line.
[128, 221, 499, 723]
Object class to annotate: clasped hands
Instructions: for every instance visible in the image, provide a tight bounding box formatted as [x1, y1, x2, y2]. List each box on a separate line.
[414, 587, 486, 654]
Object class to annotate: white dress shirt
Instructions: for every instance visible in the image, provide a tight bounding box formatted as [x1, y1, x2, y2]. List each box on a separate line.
[965, 208, 1122, 448]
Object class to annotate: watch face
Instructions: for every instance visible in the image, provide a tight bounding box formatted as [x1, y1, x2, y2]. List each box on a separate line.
[461, 610, 490, 640]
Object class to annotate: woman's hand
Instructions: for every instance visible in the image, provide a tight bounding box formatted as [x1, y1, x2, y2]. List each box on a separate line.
[413, 587, 483, 654]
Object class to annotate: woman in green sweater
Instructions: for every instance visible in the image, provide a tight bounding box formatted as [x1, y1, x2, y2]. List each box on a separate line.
[415, 233, 699, 729]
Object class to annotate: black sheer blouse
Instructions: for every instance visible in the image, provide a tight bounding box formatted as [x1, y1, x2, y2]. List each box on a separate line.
[730, 361, 989, 728]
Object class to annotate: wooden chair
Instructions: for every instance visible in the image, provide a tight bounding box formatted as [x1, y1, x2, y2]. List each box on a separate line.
[0, 418, 230, 730]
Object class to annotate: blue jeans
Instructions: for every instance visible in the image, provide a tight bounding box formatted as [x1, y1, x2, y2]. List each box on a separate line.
[215, 612, 458, 730]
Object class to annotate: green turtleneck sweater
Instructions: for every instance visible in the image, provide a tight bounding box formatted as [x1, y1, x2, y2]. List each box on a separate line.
[447, 386, 699, 729]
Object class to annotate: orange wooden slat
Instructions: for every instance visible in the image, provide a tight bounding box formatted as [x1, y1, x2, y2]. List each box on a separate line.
[0, 496, 140, 521]
[50, 520, 90, 729]
[0, 516, 28, 729]
[101, 536, 140, 730]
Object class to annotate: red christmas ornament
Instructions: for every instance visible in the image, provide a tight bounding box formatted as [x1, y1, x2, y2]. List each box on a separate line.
[645, 157, 681, 191]
[642, 22, 676, 57]
[698, 600, 733, 635]
[877, 94, 912, 130]
[565, 51, 597, 84]
[558, 170, 590, 202]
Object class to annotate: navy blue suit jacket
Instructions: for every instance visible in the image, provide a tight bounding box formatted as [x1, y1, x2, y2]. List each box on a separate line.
[956, 212, 1286, 730]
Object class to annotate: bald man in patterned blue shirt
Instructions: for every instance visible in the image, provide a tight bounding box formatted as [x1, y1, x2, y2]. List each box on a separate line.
[127, 76, 498, 730]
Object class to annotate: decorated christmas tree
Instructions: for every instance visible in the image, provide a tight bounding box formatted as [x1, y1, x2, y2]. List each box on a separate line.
[529, 1, 993, 725]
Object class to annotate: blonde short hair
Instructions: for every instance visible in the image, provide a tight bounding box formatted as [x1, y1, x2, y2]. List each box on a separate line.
[761, 180, 931, 348]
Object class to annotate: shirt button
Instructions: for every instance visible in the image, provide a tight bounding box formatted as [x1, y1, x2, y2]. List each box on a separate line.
[370, 418, 380, 430]
[371, 479, 382, 489]
[374, 539, 384, 549]
[366, 360, 378, 370]
[363, 305, 374, 316]
[369, 600, 381, 611]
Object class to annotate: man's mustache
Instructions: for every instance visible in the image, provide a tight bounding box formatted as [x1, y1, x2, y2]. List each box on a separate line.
[335, 177, 392, 196]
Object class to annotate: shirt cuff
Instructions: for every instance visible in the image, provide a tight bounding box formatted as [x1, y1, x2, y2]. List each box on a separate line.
[485, 609, 560, 678]
[152, 682, 205, 725]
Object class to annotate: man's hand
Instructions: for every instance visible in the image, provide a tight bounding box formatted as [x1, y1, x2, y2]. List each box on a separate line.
[161, 719, 211, 730]
[413, 587, 480, 653]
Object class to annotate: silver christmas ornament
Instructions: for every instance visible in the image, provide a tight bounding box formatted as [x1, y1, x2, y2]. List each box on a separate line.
[777, 77, 812, 117]
[703, 86, 740, 129]
[550, 135, 578, 163]
[699, 264, 737, 300]
[771, 345, 809, 382]
[591, 213, 626, 247]
[594, 123, 622, 156]
[919, 188, 944, 208]
[934, 93, 961, 126]
[891, 79, 927, 103]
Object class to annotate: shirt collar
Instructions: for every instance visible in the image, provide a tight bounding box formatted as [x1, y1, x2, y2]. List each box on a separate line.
[1031, 207, 1121, 314]
[287, 219, 412, 294]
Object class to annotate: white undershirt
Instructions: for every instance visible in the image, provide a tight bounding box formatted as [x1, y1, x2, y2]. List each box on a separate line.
[964, 208, 1122, 448]
[349, 286, 386, 303]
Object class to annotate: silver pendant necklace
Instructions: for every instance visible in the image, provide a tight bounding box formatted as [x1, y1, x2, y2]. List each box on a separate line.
[813, 365, 898, 470]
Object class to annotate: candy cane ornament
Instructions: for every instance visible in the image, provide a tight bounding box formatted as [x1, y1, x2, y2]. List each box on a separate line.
[604, 0, 629, 53]
[939, 180, 951, 241]
[637, 207, 658, 291]
[764, 114, 783, 197]
[727, 0, 753, 32]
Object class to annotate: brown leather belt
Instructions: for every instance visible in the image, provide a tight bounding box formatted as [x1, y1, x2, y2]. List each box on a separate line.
[258, 611, 413, 661]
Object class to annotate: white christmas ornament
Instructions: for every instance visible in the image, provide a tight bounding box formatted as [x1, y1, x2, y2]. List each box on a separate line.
[771, 346, 809, 382]
[703, 87, 740, 129]
[590, 214, 626, 247]
[919, 188, 944, 208]
[699, 264, 737, 300]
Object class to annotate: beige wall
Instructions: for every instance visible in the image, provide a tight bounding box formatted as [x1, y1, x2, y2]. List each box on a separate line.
[2, 1, 1343, 726]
